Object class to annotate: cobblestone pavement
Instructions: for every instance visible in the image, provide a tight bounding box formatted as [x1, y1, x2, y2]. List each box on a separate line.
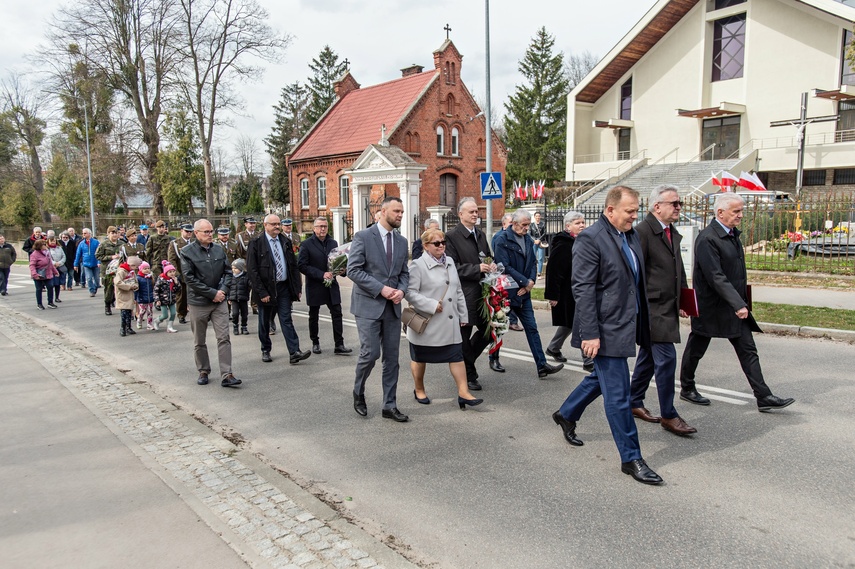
[0, 304, 411, 569]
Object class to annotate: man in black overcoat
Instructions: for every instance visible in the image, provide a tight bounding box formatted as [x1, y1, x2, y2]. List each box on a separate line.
[679, 192, 794, 412]
[297, 217, 351, 355]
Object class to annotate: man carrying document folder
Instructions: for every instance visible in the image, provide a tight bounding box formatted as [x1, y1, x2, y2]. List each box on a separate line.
[628, 185, 697, 436]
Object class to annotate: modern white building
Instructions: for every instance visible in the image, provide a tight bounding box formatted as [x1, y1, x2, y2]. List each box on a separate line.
[566, 0, 855, 203]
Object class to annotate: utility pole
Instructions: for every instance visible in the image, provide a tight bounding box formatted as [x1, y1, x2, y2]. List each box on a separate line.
[484, 0, 493, 242]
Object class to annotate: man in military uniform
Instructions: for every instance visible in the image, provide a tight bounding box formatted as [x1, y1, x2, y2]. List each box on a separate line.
[146, 220, 173, 279]
[236, 216, 259, 260]
[216, 226, 238, 264]
[122, 227, 147, 261]
[168, 223, 195, 324]
[281, 218, 301, 254]
[95, 226, 124, 316]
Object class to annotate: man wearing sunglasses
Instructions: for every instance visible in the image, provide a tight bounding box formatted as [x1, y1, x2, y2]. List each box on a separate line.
[628, 185, 696, 436]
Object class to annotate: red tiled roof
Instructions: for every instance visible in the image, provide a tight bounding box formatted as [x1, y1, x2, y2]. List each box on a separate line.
[289, 71, 437, 162]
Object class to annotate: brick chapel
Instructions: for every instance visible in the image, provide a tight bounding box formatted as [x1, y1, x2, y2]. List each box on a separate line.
[286, 39, 507, 242]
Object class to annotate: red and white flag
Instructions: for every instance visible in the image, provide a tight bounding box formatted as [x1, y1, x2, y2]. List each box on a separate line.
[711, 171, 725, 188]
[522, 181, 529, 200]
[748, 172, 766, 191]
[721, 171, 739, 189]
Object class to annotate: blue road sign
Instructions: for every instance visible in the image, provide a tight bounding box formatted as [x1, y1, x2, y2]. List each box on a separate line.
[480, 172, 503, 200]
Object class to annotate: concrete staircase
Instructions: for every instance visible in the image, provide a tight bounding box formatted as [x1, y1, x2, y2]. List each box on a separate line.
[578, 158, 739, 208]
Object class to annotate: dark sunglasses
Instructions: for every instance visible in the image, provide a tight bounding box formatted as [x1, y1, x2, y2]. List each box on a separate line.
[428, 240, 447, 247]
[660, 200, 684, 208]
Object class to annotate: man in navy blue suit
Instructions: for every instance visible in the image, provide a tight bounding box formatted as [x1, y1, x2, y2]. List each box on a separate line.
[551, 186, 663, 485]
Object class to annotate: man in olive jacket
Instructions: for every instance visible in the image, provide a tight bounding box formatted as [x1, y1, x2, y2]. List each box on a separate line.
[679, 192, 794, 412]
[181, 219, 241, 388]
[145, 220, 173, 279]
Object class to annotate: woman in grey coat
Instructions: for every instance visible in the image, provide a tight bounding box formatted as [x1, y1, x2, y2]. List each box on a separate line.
[405, 229, 483, 409]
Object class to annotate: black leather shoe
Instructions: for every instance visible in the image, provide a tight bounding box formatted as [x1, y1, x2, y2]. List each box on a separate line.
[289, 350, 311, 364]
[757, 394, 795, 412]
[269, 321, 276, 335]
[334, 345, 352, 355]
[538, 362, 564, 378]
[312, 343, 322, 354]
[621, 459, 664, 485]
[583, 361, 595, 373]
[353, 393, 367, 417]
[552, 411, 583, 446]
[197, 373, 209, 385]
[467, 378, 482, 391]
[178, 317, 186, 324]
[261, 351, 272, 363]
[680, 389, 711, 406]
[489, 358, 505, 373]
[381, 407, 409, 422]
[125, 326, 136, 335]
[545, 348, 567, 362]
[221, 374, 242, 388]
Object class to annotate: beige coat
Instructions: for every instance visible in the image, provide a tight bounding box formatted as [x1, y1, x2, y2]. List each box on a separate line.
[404, 254, 468, 346]
[114, 266, 139, 310]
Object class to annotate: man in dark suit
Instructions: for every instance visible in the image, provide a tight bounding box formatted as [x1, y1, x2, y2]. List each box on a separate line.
[246, 214, 311, 365]
[347, 197, 410, 422]
[552, 186, 662, 485]
[679, 193, 794, 412]
[629, 185, 696, 436]
[297, 217, 351, 355]
[493, 210, 563, 379]
[412, 218, 439, 260]
[445, 198, 496, 389]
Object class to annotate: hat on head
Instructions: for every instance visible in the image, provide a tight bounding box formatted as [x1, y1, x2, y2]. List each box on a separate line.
[107, 225, 118, 233]
[155, 220, 166, 228]
[139, 261, 150, 270]
[180, 223, 194, 232]
[139, 224, 149, 230]
[243, 216, 257, 223]
[126, 227, 137, 236]
[282, 218, 293, 225]
[217, 226, 230, 235]
[231, 258, 246, 272]
[161, 261, 177, 274]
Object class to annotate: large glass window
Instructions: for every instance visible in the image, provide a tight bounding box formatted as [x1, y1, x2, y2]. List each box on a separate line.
[300, 178, 309, 209]
[436, 126, 445, 155]
[339, 176, 350, 206]
[617, 128, 631, 160]
[843, 30, 855, 86]
[837, 100, 855, 142]
[620, 78, 632, 120]
[451, 127, 460, 156]
[712, 14, 746, 81]
[317, 177, 327, 208]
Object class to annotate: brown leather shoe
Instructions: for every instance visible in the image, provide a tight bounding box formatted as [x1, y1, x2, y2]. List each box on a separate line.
[631, 407, 661, 423]
[660, 416, 697, 436]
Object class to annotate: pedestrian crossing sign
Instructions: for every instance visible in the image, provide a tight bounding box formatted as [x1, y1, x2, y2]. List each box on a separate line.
[480, 172, 503, 200]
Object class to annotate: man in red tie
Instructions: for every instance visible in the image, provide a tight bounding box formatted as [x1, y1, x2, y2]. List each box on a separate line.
[628, 185, 696, 436]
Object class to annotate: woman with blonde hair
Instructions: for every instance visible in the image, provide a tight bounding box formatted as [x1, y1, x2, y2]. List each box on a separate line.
[405, 228, 483, 410]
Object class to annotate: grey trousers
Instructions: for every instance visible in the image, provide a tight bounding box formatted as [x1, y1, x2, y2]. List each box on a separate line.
[189, 301, 233, 379]
[353, 301, 401, 410]
[548, 325, 594, 368]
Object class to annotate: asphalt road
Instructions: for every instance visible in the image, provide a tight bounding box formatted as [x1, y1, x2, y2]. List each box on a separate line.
[4, 265, 854, 568]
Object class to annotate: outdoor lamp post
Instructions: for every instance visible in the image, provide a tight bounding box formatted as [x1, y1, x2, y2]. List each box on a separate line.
[80, 98, 96, 233]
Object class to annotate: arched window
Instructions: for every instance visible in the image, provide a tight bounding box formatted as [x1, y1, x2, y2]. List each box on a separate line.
[436, 125, 445, 155]
[444, 62, 450, 84]
[317, 177, 327, 208]
[451, 127, 460, 156]
[300, 178, 309, 209]
[339, 175, 350, 207]
[446, 93, 455, 116]
[412, 132, 421, 154]
[451, 62, 457, 84]
[478, 137, 485, 157]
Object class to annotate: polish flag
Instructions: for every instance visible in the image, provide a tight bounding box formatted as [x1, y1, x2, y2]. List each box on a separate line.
[711, 171, 725, 188]
[748, 172, 767, 191]
[721, 171, 739, 188]
[522, 181, 529, 200]
[737, 171, 767, 191]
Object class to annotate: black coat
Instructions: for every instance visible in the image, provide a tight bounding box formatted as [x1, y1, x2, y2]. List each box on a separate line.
[297, 234, 341, 307]
[544, 230, 575, 327]
[246, 232, 301, 304]
[444, 223, 491, 324]
[61, 239, 77, 272]
[228, 272, 251, 302]
[636, 213, 688, 344]
[691, 221, 761, 338]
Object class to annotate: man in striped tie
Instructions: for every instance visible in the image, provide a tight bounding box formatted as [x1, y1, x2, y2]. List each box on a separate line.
[246, 214, 311, 365]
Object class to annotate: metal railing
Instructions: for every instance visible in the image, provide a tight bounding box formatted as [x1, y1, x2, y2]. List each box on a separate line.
[747, 129, 855, 150]
[567, 149, 649, 207]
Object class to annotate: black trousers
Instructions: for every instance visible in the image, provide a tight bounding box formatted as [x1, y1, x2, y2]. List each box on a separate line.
[231, 300, 248, 327]
[679, 323, 773, 399]
[461, 314, 492, 381]
[308, 302, 345, 347]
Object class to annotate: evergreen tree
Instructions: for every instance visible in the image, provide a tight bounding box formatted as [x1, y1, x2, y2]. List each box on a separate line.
[305, 46, 346, 127]
[503, 27, 569, 187]
[154, 107, 205, 214]
[265, 81, 309, 205]
[230, 172, 263, 213]
[44, 149, 88, 219]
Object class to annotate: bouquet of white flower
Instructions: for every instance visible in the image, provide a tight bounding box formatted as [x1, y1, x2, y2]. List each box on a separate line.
[325, 242, 351, 287]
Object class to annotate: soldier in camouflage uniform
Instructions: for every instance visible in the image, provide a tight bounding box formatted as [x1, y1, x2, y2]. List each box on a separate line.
[95, 226, 124, 315]
[168, 223, 195, 323]
[145, 220, 173, 279]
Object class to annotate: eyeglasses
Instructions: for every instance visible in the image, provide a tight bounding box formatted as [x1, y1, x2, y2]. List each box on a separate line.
[428, 240, 447, 247]
[197, 230, 214, 234]
[659, 200, 684, 208]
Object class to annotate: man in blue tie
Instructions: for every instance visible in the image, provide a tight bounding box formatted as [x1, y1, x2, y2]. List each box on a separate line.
[551, 186, 663, 485]
[246, 214, 310, 365]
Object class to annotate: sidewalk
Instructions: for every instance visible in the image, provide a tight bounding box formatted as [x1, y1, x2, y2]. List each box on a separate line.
[0, 305, 417, 569]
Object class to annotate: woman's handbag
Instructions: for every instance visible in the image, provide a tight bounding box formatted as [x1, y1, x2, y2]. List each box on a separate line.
[401, 305, 431, 334]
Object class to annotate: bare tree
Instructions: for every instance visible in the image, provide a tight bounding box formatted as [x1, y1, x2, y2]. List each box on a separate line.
[0, 73, 50, 222]
[564, 50, 599, 90]
[45, 0, 182, 216]
[176, 0, 290, 217]
[234, 134, 260, 177]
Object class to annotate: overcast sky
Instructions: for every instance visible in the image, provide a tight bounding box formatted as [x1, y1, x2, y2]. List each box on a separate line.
[0, 0, 652, 172]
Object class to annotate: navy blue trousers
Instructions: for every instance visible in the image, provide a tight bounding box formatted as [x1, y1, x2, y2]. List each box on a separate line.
[630, 343, 678, 419]
[558, 355, 641, 463]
